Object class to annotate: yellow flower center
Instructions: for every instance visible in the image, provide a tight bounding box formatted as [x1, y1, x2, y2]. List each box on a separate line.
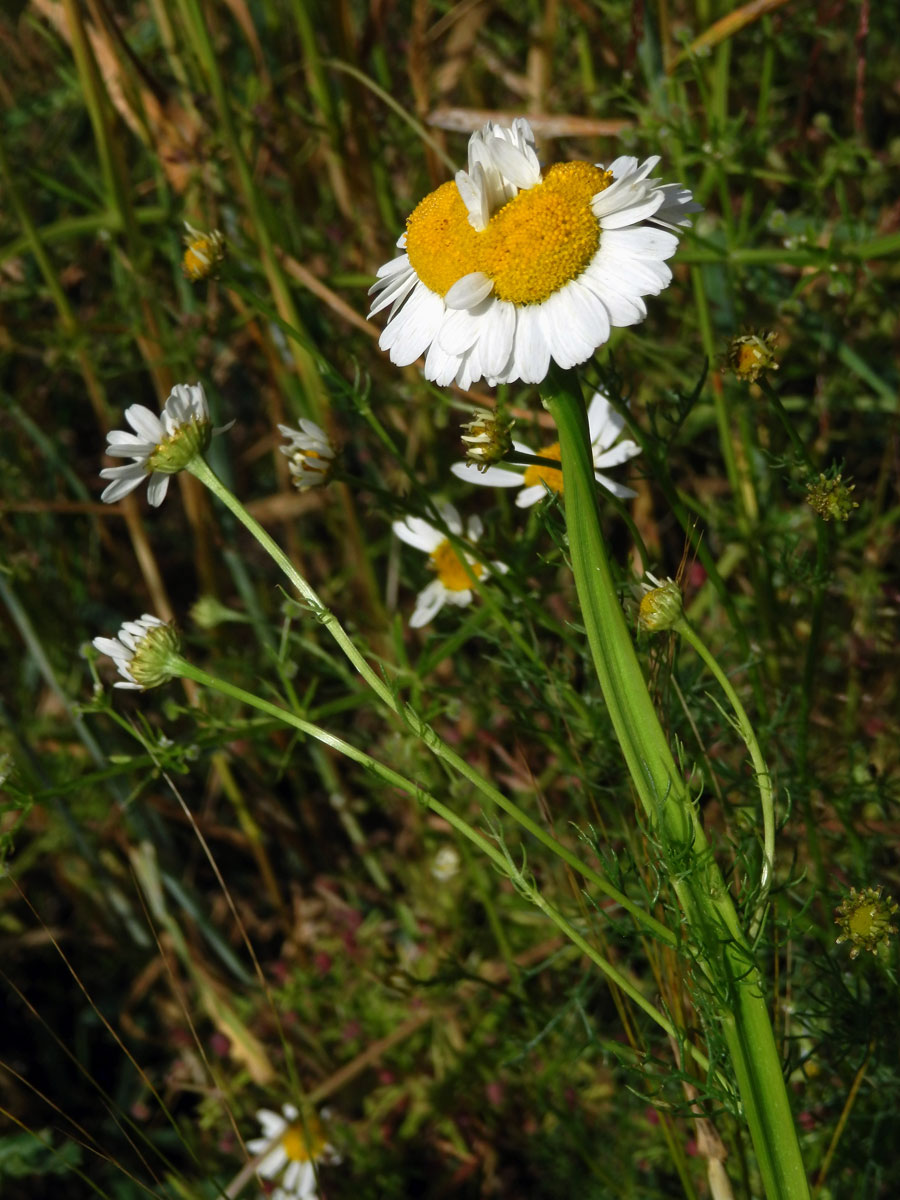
[430, 540, 483, 591]
[405, 162, 612, 306]
[281, 1117, 326, 1163]
[522, 442, 563, 494]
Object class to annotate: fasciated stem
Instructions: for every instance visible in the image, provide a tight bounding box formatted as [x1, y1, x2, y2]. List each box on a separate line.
[540, 367, 809, 1200]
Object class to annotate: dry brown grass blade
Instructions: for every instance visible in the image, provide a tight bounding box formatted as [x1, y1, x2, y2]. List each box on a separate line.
[427, 106, 633, 138]
[668, 0, 792, 72]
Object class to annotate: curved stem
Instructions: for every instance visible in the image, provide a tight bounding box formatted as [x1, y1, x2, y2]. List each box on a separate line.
[185, 455, 675, 946]
[675, 618, 775, 902]
[176, 658, 705, 1067]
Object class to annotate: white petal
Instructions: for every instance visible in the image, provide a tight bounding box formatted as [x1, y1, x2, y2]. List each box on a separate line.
[424, 338, 463, 386]
[123, 405, 163, 441]
[516, 484, 547, 508]
[436, 502, 463, 535]
[489, 138, 542, 189]
[445, 588, 473, 607]
[466, 515, 483, 542]
[369, 265, 417, 316]
[587, 391, 615, 442]
[593, 440, 641, 469]
[380, 284, 445, 364]
[601, 225, 680, 262]
[410, 581, 447, 628]
[508, 303, 550, 384]
[146, 473, 170, 507]
[595, 471, 637, 499]
[393, 516, 442, 553]
[438, 307, 484, 356]
[450, 462, 523, 487]
[596, 188, 665, 229]
[444, 272, 494, 310]
[480, 300, 516, 378]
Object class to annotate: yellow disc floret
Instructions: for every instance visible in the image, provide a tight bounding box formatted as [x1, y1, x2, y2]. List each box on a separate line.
[430, 540, 483, 591]
[405, 163, 612, 306]
[522, 443, 564, 494]
[281, 1115, 327, 1163]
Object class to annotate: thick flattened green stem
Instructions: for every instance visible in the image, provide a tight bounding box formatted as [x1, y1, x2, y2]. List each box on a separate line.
[541, 367, 809, 1200]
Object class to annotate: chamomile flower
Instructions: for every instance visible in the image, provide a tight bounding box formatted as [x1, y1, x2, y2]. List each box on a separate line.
[247, 1104, 339, 1200]
[100, 382, 229, 507]
[182, 221, 225, 281]
[369, 117, 699, 388]
[278, 420, 336, 490]
[451, 390, 641, 504]
[392, 502, 506, 628]
[92, 614, 181, 690]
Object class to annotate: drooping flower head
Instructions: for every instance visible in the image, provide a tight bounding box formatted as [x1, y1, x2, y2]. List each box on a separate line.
[451, 390, 641, 504]
[370, 118, 699, 389]
[278, 420, 337, 491]
[392, 502, 507, 628]
[100, 382, 229, 507]
[92, 614, 181, 690]
[247, 1104, 339, 1200]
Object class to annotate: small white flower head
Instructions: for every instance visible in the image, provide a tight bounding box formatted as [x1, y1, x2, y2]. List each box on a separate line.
[246, 1104, 339, 1200]
[452, 390, 641, 505]
[392, 501, 507, 628]
[637, 572, 683, 633]
[92, 614, 181, 690]
[278, 420, 337, 491]
[369, 116, 700, 389]
[100, 383, 226, 507]
[431, 845, 461, 882]
[460, 411, 515, 472]
[182, 221, 226, 281]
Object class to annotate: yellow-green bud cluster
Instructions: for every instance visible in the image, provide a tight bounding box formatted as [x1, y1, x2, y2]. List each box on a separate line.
[806, 473, 858, 522]
[835, 886, 898, 959]
[460, 412, 515, 472]
[727, 331, 779, 383]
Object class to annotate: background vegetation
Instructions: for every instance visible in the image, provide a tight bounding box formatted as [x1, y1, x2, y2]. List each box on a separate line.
[1, 1, 899, 1197]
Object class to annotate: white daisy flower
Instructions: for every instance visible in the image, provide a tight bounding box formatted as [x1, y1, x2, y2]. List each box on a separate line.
[92, 614, 181, 690]
[392, 502, 507, 628]
[451, 390, 641, 504]
[247, 1104, 339, 1200]
[278, 420, 336, 490]
[369, 117, 700, 388]
[100, 382, 228, 506]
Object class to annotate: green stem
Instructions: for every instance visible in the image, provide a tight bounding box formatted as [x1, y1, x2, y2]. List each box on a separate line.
[541, 367, 810, 1200]
[185, 455, 674, 946]
[674, 618, 775, 902]
[175, 658, 703, 1065]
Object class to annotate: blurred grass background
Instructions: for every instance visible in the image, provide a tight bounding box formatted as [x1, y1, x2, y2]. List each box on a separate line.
[1, 1, 899, 1197]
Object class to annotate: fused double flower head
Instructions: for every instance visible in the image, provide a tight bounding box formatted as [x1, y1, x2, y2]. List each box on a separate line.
[100, 382, 229, 507]
[370, 117, 699, 389]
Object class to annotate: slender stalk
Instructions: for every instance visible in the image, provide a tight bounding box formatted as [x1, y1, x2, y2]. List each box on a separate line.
[540, 367, 810, 1200]
[674, 618, 775, 901]
[175, 658, 707, 1068]
[184, 455, 676, 946]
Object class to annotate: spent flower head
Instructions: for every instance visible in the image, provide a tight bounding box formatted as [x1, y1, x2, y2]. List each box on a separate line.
[246, 1104, 339, 1200]
[92, 614, 181, 691]
[452, 390, 640, 504]
[100, 382, 230, 507]
[806, 472, 858, 522]
[393, 502, 507, 628]
[370, 117, 699, 388]
[182, 221, 225, 281]
[835, 886, 898, 959]
[460, 411, 515, 471]
[278, 420, 337, 491]
[727, 331, 779, 383]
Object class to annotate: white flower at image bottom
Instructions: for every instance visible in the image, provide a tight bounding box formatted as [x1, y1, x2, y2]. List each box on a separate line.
[393, 502, 507, 628]
[451, 390, 641, 504]
[100, 382, 229, 507]
[247, 1104, 339, 1200]
[369, 117, 700, 389]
